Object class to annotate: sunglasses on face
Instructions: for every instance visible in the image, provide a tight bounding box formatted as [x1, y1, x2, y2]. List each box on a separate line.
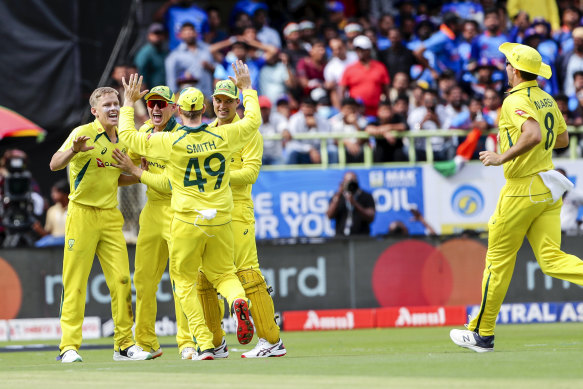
[147, 100, 168, 109]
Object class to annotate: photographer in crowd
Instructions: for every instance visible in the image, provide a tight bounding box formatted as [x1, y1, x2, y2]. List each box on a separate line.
[327, 171, 375, 236]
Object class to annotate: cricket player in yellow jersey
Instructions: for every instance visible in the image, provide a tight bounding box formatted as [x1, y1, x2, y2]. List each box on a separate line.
[450, 43, 583, 352]
[119, 60, 257, 360]
[49, 87, 152, 363]
[111, 85, 196, 360]
[197, 82, 286, 358]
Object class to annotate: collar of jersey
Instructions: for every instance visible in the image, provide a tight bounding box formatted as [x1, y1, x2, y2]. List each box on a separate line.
[508, 80, 538, 94]
[179, 123, 209, 133]
[208, 113, 241, 128]
[94, 119, 118, 143]
[145, 116, 178, 133]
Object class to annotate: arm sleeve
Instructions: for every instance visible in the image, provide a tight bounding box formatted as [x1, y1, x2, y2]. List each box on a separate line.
[119, 106, 174, 161]
[230, 131, 263, 185]
[220, 90, 261, 150]
[140, 170, 172, 193]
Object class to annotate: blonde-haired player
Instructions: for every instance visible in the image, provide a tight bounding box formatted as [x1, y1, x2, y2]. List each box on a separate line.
[450, 43, 583, 352]
[112, 85, 196, 359]
[119, 60, 257, 360]
[197, 82, 286, 358]
[50, 87, 151, 363]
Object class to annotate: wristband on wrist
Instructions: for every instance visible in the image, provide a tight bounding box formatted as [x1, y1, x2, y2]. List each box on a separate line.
[71, 147, 78, 154]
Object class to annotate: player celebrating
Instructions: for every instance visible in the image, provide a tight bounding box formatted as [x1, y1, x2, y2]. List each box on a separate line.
[197, 83, 286, 358]
[119, 60, 258, 360]
[450, 43, 583, 352]
[111, 86, 196, 360]
[50, 87, 152, 363]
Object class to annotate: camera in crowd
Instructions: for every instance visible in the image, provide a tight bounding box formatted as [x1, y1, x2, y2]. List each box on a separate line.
[1, 149, 36, 247]
[344, 180, 359, 194]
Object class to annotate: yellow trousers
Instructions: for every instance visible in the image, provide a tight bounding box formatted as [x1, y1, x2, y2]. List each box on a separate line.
[133, 200, 193, 353]
[470, 175, 583, 336]
[169, 212, 246, 351]
[59, 202, 134, 353]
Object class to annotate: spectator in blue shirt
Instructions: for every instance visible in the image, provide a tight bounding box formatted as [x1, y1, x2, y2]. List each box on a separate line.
[441, 1, 484, 23]
[155, 0, 209, 50]
[470, 8, 508, 73]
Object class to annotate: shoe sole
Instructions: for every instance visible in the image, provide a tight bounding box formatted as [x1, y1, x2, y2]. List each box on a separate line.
[192, 354, 215, 361]
[113, 354, 154, 361]
[241, 351, 286, 358]
[151, 351, 163, 359]
[234, 299, 254, 345]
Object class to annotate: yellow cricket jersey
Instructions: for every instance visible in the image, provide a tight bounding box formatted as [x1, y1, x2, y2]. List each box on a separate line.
[118, 90, 261, 224]
[58, 120, 129, 209]
[208, 114, 263, 206]
[498, 80, 567, 179]
[128, 117, 182, 201]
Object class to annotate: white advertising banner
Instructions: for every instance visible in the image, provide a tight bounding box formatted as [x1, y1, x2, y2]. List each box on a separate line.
[8, 317, 101, 341]
[0, 320, 8, 341]
[422, 159, 583, 235]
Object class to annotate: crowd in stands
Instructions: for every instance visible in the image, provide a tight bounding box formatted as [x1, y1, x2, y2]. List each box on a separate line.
[127, 0, 583, 165]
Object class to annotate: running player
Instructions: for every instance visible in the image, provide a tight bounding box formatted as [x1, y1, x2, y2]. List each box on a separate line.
[118, 60, 257, 360]
[450, 43, 583, 352]
[111, 85, 196, 360]
[50, 87, 152, 363]
[197, 83, 286, 358]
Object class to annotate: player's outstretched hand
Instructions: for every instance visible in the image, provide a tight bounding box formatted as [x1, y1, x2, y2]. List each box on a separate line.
[72, 136, 94, 153]
[228, 60, 252, 91]
[122, 73, 149, 106]
[479, 150, 503, 166]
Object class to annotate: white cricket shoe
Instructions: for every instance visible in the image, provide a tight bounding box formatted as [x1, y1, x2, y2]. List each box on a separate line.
[192, 348, 214, 360]
[181, 347, 197, 360]
[60, 350, 82, 363]
[150, 347, 163, 359]
[113, 345, 153, 361]
[213, 337, 229, 359]
[241, 338, 286, 358]
[450, 329, 494, 353]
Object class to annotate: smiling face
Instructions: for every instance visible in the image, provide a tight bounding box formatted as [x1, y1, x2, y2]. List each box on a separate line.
[91, 92, 120, 129]
[147, 98, 176, 128]
[213, 94, 239, 123]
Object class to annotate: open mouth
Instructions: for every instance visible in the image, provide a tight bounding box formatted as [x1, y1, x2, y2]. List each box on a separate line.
[108, 112, 119, 119]
[152, 113, 163, 121]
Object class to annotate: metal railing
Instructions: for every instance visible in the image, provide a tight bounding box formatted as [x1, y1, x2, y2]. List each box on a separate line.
[261, 126, 583, 169]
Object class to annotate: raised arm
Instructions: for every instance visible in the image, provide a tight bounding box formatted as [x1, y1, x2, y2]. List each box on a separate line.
[230, 132, 263, 185]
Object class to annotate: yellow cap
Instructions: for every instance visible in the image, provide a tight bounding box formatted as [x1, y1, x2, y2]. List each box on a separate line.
[144, 85, 175, 102]
[177, 87, 205, 111]
[212, 79, 239, 99]
[499, 42, 551, 79]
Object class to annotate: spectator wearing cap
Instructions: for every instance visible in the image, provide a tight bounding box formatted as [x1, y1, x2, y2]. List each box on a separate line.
[507, 0, 560, 33]
[134, 23, 169, 89]
[254, 8, 281, 49]
[283, 22, 309, 69]
[344, 22, 363, 50]
[154, 0, 209, 50]
[324, 38, 358, 110]
[258, 96, 287, 165]
[554, 7, 581, 54]
[284, 97, 336, 164]
[340, 35, 390, 117]
[470, 8, 508, 74]
[413, 12, 463, 79]
[165, 22, 215, 96]
[299, 20, 317, 52]
[329, 97, 369, 163]
[326, 1, 347, 31]
[296, 39, 327, 98]
[558, 27, 583, 97]
[379, 27, 419, 82]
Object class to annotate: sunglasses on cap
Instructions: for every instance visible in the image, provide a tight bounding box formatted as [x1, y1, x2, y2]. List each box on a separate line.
[147, 100, 168, 109]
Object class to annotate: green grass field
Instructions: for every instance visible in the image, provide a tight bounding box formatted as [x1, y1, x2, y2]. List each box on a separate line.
[1, 323, 582, 389]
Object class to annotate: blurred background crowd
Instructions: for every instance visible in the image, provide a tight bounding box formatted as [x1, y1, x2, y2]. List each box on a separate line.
[2, 0, 583, 246]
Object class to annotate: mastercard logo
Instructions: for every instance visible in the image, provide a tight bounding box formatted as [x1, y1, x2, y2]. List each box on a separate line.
[0, 257, 22, 319]
[371, 239, 486, 307]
